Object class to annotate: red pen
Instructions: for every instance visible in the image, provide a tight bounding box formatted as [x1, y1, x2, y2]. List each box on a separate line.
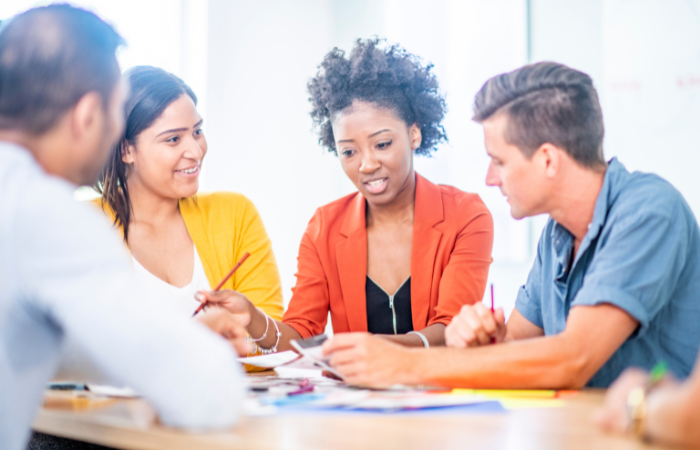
[490, 283, 496, 344]
[192, 252, 251, 317]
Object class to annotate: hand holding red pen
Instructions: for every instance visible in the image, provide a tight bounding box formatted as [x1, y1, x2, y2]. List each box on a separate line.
[445, 303, 507, 348]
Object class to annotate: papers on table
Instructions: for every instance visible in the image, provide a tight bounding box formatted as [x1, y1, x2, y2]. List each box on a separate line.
[237, 350, 334, 373]
[243, 372, 575, 416]
[238, 342, 345, 380]
[312, 390, 489, 411]
[237, 350, 301, 368]
[47, 382, 140, 398]
[86, 384, 139, 398]
[450, 389, 574, 410]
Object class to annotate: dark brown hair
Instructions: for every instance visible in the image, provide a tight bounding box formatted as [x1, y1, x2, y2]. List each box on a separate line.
[0, 4, 123, 134]
[94, 66, 197, 241]
[472, 62, 606, 169]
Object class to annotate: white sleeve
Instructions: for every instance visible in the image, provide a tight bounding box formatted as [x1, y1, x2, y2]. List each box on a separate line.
[16, 181, 245, 430]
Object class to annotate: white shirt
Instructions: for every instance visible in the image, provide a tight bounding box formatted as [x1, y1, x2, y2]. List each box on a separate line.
[132, 246, 211, 317]
[0, 143, 244, 450]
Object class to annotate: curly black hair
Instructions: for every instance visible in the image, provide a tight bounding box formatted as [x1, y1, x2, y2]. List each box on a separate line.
[307, 38, 448, 156]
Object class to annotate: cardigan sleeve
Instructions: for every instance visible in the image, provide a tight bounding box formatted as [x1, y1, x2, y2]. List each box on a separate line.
[281, 211, 330, 338]
[429, 197, 494, 327]
[229, 196, 284, 322]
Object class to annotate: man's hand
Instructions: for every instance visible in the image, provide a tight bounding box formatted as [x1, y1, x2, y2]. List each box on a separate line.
[195, 308, 251, 356]
[322, 333, 417, 388]
[445, 303, 506, 348]
[594, 368, 660, 434]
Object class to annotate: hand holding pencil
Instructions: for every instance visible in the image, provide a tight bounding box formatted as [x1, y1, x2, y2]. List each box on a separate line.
[193, 252, 250, 316]
[191, 252, 253, 356]
[444, 286, 507, 348]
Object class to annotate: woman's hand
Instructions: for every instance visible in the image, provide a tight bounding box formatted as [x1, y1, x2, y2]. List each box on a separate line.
[195, 289, 254, 316]
[196, 289, 277, 348]
[195, 308, 251, 356]
[322, 333, 418, 388]
[445, 303, 507, 348]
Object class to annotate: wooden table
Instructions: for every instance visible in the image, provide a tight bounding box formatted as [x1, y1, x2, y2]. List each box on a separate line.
[34, 386, 675, 450]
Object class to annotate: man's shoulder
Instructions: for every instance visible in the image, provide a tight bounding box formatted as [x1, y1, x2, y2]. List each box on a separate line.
[0, 143, 77, 214]
[612, 170, 691, 222]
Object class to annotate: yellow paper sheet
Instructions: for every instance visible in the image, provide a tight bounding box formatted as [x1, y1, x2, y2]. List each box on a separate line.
[451, 389, 557, 398]
[450, 389, 568, 410]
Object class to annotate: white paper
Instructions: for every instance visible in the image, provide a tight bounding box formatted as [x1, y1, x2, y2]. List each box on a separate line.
[237, 350, 300, 368]
[86, 384, 139, 398]
[351, 393, 488, 410]
[289, 341, 345, 380]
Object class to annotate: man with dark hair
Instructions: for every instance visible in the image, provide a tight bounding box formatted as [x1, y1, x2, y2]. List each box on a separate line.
[322, 62, 700, 391]
[0, 6, 247, 450]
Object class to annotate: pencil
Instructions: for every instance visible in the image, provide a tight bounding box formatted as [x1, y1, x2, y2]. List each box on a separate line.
[490, 283, 495, 344]
[192, 252, 251, 317]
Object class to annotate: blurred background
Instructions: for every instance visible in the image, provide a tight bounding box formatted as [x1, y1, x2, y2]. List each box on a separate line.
[2, 0, 699, 323]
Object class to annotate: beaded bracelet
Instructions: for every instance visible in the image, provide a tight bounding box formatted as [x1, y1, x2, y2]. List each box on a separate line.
[246, 307, 269, 342]
[246, 308, 281, 354]
[259, 316, 281, 354]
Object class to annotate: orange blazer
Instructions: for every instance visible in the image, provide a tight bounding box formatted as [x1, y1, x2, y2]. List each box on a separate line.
[283, 173, 494, 338]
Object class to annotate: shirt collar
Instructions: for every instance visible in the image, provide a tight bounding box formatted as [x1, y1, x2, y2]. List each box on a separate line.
[549, 157, 628, 258]
[587, 157, 627, 241]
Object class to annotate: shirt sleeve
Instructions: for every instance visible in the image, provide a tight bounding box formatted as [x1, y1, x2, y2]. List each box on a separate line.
[17, 183, 245, 430]
[282, 211, 330, 338]
[514, 225, 547, 329]
[572, 208, 689, 334]
[429, 201, 494, 326]
[230, 196, 284, 321]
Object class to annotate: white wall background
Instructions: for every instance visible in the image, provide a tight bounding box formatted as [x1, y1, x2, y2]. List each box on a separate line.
[202, 0, 531, 317]
[2, 0, 699, 321]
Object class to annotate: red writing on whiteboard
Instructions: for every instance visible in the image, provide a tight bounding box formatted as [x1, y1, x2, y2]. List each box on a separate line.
[677, 76, 700, 88]
[611, 81, 642, 91]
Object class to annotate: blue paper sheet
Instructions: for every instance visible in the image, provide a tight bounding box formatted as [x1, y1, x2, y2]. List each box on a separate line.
[275, 400, 506, 416]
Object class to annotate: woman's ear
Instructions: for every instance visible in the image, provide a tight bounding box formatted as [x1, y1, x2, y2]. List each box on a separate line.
[121, 142, 135, 164]
[409, 124, 422, 150]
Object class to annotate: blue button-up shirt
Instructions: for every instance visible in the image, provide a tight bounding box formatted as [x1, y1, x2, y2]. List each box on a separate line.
[515, 158, 700, 387]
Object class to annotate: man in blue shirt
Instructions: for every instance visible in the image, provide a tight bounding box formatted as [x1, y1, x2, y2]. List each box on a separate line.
[323, 62, 700, 389]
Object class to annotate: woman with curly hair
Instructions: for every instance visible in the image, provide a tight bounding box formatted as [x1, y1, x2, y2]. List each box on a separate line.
[199, 39, 493, 354]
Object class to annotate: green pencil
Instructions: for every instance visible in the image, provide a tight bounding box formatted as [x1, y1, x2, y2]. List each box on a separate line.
[649, 361, 668, 384]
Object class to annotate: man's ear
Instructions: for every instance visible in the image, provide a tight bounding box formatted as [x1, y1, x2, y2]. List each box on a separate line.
[71, 91, 103, 141]
[409, 123, 422, 150]
[536, 143, 562, 179]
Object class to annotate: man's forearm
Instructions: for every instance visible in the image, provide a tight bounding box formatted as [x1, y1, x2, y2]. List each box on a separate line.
[405, 334, 591, 389]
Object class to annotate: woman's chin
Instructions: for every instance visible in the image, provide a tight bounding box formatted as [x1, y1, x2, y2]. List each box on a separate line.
[362, 189, 396, 207]
[172, 184, 199, 199]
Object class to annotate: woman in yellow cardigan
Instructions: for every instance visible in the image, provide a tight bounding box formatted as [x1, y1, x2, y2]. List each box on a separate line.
[94, 66, 283, 341]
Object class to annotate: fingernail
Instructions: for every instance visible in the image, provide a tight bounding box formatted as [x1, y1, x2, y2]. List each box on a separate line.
[195, 293, 204, 301]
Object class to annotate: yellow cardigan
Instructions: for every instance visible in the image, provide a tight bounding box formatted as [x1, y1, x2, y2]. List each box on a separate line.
[94, 192, 283, 321]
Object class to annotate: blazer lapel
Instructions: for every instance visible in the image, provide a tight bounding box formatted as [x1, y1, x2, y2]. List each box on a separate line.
[411, 174, 444, 329]
[336, 194, 368, 332]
